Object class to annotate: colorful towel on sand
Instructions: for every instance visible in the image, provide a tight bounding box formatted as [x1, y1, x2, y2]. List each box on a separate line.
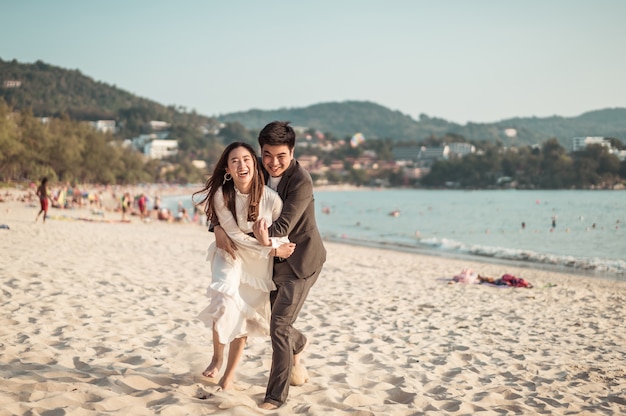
[452, 270, 533, 288]
[478, 273, 533, 288]
[496, 273, 533, 288]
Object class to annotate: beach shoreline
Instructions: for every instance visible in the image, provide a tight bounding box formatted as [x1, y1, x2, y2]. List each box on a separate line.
[1, 196, 625, 415]
[323, 235, 626, 283]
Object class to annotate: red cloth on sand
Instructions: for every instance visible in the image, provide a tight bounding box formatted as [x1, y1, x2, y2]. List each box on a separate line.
[497, 274, 532, 288]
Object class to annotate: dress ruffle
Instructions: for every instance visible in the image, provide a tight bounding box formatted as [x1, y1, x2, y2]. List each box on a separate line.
[197, 281, 270, 344]
[198, 244, 273, 344]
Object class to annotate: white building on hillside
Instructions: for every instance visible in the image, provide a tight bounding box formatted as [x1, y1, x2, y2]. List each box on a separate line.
[448, 142, 475, 157]
[572, 136, 609, 152]
[417, 146, 450, 167]
[89, 120, 117, 134]
[132, 132, 170, 151]
[3, 80, 22, 88]
[145, 120, 171, 132]
[571, 136, 626, 161]
[144, 139, 178, 159]
[392, 146, 422, 165]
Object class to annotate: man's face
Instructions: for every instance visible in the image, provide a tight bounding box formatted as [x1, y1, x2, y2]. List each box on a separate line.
[261, 144, 293, 178]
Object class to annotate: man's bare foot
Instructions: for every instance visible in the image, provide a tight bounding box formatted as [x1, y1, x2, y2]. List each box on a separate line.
[202, 357, 222, 378]
[290, 363, 309, 386]
[294, 337, 309, 367]
[259, 402, 279, 410]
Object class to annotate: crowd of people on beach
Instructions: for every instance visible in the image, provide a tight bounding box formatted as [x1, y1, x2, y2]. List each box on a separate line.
[1, 180, 200, 225]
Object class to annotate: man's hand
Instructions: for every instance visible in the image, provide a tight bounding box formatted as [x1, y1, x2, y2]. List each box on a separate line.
[253, 218, 271, 246]
[276, 242, 296, 258]
[214, 225, 237, 259]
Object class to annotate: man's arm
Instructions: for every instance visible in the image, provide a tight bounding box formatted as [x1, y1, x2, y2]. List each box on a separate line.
[267, 173, 312, 238]
[213, 225, 237, 259]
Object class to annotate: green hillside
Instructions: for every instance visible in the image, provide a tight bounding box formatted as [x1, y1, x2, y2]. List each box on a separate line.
[218, 101, 459, 141]
[0, 58, 216, 138]
[220, 104, 626, 148]
[2, 58, 625, 149]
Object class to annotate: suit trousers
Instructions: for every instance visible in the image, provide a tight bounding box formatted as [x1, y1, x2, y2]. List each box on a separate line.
[264, 261, 321, 407]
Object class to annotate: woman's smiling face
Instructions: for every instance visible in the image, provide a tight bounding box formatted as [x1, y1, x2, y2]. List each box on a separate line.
[226, 145, 256, 193]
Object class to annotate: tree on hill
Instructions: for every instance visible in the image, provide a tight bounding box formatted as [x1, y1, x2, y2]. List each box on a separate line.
[421, 137, 625, 189]
[0, 58, 218, 139]
[0, 101, 164, 184]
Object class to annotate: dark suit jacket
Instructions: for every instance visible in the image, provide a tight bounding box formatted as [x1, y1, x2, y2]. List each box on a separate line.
[265, 159, 326, 279]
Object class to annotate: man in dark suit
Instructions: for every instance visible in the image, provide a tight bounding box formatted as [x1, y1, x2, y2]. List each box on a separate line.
[214, 121, 326, 409]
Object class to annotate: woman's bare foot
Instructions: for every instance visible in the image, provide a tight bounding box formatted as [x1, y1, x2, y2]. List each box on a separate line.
[202, 357, 222, 378]
[259, 402, 279, 410]
[294, 337, 309, 367]
[218, 375, 234, 390]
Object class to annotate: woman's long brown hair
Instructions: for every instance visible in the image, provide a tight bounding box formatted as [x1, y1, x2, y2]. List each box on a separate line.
[192, 142, 264, 226]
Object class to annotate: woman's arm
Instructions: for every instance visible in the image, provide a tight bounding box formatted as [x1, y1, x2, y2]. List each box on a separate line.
[213, 188, 273, 257]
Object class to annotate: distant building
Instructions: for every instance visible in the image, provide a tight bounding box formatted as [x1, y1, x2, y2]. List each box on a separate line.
[503, 128, 517, 138]
[571, 136, 626, 161]
[297, 155, 319, 171]
[291, 126, 309, 135]
[572, 136, 609, 152]
[392, 146, 422, 165]
[3, 80, 22, 88]
[402, 166, 428, 180]
[192, 160, 207, 170]
[144, 139, 178, 159]
[328, 160, 345, 171]
[417, 146, 450, 167]
[89, 120, 117, 134]
[614, 150, 626, 162]
[351, 154, 377, 170]
[144, 120, 171, 132]
[131, 132, 170, 151]
[199, 123, 221, 136]
[448, 142, 475, 157]
[392, 145, 453, 168]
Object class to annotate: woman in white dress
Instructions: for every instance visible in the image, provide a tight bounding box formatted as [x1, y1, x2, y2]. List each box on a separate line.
[193, 142, 295, 390]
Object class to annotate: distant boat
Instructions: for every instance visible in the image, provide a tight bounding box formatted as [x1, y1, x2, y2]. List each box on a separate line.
[389, 209, 400, 217]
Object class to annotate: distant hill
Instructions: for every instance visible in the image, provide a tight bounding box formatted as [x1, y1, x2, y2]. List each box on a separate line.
[219, 103, 626, 148]
[0, 58, 216, 137]
[490, 108, 626, 146]
[2, 58, 625, 148]
[218, 101, 460, 141]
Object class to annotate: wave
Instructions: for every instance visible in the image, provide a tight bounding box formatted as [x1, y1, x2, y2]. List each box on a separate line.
[323, 233, 626, 279]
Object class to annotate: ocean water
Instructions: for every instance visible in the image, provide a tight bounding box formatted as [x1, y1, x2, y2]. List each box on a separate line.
[167, 189, 626, 280]
[313, 189, 626, 279]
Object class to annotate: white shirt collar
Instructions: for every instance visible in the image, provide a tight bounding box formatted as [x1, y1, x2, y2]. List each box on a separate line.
[268, 176, 282, 191]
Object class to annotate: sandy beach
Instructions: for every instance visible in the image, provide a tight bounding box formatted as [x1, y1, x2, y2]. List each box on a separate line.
[1, 191, 625, 415]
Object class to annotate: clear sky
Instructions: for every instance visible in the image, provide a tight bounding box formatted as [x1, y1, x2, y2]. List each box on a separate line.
[2, 0, 625, 124]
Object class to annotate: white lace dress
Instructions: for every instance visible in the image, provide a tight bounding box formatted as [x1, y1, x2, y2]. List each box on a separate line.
[198, 186, 287, 344]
